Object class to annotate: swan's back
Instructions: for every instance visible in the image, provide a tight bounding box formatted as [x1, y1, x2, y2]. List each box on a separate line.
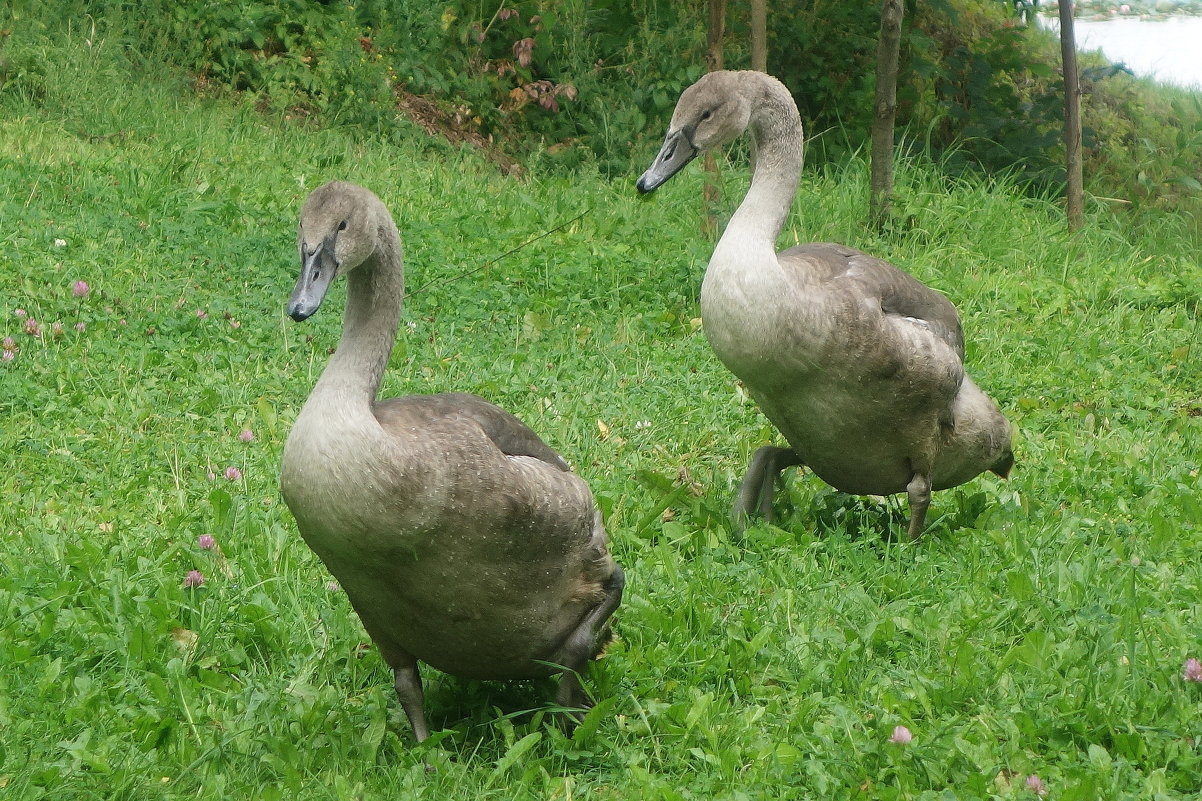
[374, 392, 570, 470]
[779, 243, 966, 359]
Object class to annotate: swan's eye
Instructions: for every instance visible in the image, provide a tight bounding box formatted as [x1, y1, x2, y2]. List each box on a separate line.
[337, 220, 348, 231]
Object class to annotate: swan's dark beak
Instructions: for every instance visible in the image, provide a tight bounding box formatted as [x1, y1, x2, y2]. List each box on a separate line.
[288, 235, 338, 321]
[636, 128, 697, 194]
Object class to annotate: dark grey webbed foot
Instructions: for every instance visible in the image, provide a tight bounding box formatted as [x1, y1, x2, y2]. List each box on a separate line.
[552, 565, 625, 724]
[732, 445, 804, 530]
[556, 670, 589, 726]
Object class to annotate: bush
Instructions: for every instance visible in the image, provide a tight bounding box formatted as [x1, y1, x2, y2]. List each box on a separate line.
[1, 0, 1197, 233]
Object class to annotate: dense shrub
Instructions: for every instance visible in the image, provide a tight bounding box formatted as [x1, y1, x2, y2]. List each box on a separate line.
[1, 0, 1197, 232]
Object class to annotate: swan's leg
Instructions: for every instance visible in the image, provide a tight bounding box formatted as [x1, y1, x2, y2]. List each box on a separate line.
[554, 565, 626, 719]
[905, 471, 932, 540]
[732, 445, 803, 529]
[390, 652, 430, 742]
[733, 446, 776, 524]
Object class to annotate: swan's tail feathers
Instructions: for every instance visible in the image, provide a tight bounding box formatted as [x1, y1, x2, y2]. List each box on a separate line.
[990, 449, 1014, 479]
[588, 565, 625, 660]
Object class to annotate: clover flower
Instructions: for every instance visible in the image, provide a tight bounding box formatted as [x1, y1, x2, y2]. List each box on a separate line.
[224, 466, 242, 481]
[197, 534, 216, 550]
[183, 570, 205, 588]
[72, 280, 90, 298]
[889, 725, 912, 745]
[1184, 658, 1202, 682]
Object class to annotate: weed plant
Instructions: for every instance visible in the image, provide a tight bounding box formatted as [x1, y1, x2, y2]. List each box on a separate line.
[8, 0, 1200, 236]
[2, 25, 1202, 801]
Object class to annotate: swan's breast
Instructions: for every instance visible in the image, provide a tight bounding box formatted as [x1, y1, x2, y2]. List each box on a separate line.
[699, 249, 832, 385]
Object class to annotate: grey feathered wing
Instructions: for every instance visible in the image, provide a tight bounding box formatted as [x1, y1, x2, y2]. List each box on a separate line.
[783, 243, 966, 360]
[374, 392, 571, 470]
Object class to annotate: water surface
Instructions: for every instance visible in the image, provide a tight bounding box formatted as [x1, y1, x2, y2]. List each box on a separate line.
[1039, 15, 1202, 90]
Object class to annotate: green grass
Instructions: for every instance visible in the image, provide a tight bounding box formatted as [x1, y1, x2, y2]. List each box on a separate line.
[3, 27, 1202, 801]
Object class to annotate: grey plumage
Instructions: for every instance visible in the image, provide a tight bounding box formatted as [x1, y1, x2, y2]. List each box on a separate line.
[280, 181, 623, 741]
[638, 71, 1013, 538]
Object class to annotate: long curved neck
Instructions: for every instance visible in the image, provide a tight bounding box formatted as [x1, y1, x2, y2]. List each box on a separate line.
[721, 76, 803, 253]
[311, 220, 405, 410]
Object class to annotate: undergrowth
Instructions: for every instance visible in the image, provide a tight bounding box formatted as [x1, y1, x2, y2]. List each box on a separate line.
[2, 0, 1199, 236]
[2, 23, 1201, 801]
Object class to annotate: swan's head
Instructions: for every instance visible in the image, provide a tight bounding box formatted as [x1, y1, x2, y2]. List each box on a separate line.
[289, 181, 384, 321]
[636, 71, 752, 194]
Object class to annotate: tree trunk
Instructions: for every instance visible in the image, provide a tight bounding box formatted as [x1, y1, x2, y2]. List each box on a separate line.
[1058, 2, 1084, 231]
[703, 0, 726, 237]
[750, 0, 767, 72]
[869, 0, 904, 232]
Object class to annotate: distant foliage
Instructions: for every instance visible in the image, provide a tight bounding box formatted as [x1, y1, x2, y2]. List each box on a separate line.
[404, 1, 708, 173]
[767, 1, 882, 164]
[31, 0, 405, 125]
[2, 0, 1197, 227]
[916, 11, 1065, 185]
[1083, 76, 1202, 222]
[38, 0, 708, 174]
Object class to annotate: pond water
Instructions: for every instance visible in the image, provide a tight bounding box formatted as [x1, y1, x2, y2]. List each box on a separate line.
[1038, 14, 1202, 90]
